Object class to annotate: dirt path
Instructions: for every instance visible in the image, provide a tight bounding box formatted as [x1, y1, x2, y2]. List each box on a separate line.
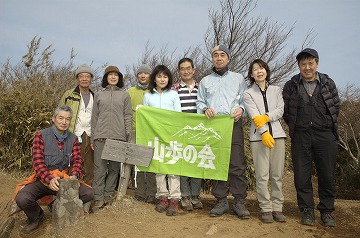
[0, 170, 359, 238]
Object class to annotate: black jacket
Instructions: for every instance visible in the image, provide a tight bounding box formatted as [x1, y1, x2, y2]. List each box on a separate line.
[282, 72, 340, 139]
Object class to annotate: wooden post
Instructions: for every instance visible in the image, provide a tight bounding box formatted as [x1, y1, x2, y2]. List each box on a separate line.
[101, 135, 154, 198]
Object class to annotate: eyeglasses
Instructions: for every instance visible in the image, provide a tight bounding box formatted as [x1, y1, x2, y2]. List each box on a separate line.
[179, 67, 193, 72]
[78, 74, 92, 79]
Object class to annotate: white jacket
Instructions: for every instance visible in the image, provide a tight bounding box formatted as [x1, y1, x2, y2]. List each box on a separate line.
[243, 84, 286, 141]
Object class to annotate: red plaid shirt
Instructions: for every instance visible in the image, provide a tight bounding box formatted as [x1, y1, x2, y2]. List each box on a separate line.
[32, 131, 83, 184]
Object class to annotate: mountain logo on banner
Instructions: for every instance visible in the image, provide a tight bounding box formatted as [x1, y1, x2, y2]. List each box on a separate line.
[172, 122, 222, 142]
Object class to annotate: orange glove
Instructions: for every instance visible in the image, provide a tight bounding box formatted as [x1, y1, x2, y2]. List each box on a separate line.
[261, 131, 275, 148]
[252, 114, 270, 129]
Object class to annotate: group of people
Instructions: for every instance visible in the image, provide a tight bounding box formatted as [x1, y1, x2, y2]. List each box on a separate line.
[13, 45, 340, 235]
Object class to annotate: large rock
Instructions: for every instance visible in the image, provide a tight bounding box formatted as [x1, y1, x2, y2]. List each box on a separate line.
[52, 178, 83, 233]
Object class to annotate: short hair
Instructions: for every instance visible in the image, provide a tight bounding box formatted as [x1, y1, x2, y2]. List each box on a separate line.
[296, 54, 319, 64]
[53, 105, 73, 119]
[178, 58, 194, 69]
[247, 59, 271, 86]
[148, 65, 173, 93]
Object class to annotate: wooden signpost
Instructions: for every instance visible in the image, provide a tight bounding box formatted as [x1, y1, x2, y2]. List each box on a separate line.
[101, 135, 154, 198]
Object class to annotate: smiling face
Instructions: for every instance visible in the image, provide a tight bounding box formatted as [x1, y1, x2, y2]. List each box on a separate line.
[77, 72, 92, 89]
[154, 72, 169, 92]
[52, 110, 71, 135]
[137, 72, 150, 85]
[212, 50, 230, 71]
[251, 63, 267, 85]
[178, 61, 195, 84]
[298, 57, 318, 82]
[107, 72, 119, 86]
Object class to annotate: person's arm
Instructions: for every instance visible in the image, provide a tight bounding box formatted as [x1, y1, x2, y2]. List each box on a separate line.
[282, 81, 291, 125]
[173, 92, 182, 112]
[123, 92, 133, 139]
[90, 92, 99, 145]
[196, 79, 208, 114]
[70, 137, 82, 178]
[32, 131, 53, 184]
[58, 91, 67, 106]
[243, 90, 268, 134]
[266, 86, 285, 122]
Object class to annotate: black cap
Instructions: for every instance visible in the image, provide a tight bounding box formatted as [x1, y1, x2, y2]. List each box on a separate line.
[296, 48, 319, 60]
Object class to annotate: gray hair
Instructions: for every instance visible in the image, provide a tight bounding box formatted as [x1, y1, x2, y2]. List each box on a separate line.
[53, 105, 73, 118]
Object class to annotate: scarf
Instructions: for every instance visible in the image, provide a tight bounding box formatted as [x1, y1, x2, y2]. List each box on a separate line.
[137, 82, 149, 90]
[213, 67, 229, 76]
[51, 124, 69, 142]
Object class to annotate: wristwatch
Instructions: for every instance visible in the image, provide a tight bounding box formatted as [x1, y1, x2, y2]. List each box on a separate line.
[203, 107, 208, 113]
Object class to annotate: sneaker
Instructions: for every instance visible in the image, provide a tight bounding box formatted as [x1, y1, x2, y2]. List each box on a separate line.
[209, 198, 229, 217]
[155, 196, 168, 213]
[191, 196, 203, 209]
[321, 212, 336, 227]
[181, 196, 193, 211]
[272, 211, 286, 222]
[232, 199, 250, 219]
[261, 212, 274, 223]
[20, 210, 45, 235]
[146, 195, 157, 204]
[91, 200, 105, 212]
[166, 199, 179, 216]
[301, 208, 315, 226]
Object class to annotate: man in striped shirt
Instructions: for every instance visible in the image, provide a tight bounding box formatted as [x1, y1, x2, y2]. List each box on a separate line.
[171, 58, 203, 211]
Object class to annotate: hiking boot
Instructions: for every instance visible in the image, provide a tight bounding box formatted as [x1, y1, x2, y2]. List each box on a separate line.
[181, 196, 193, 211]
[134, 195, 146, 202]
[191, 196, 203, 209]
[91, 200, 105, 212]
[155, 196, 168, 213]
[20, 210, 45, 235]
[104, 193, 117, 205]
[166, 199, 179, 216]
[47, 200, 55, 213]
[233, 199, 250, 219]
[301, 208, 315, 226]
[272, 211, 286, 222]
[209, 198, 229, 217]
[261, 212, 274, 223]
[321, 212, 336, 227]
[146, 195, 157, 204]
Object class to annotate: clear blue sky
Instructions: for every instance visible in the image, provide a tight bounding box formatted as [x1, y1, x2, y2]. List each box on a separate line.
[1, 0, 359, 88]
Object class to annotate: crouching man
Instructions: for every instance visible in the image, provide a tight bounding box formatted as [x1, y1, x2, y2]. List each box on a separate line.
[15, 105, 94, 235]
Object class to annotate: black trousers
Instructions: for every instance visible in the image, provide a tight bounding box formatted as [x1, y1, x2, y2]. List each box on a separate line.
[291, 128, 337, 213]
[211, 120, 248, 200]
[15, 180, 94, 222]
[135, 171, 157, 198]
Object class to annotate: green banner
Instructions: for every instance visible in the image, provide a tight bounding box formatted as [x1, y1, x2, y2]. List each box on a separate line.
[136, 106, 233, 181]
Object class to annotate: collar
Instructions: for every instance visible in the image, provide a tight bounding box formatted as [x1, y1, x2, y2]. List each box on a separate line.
[300, 72, 320, 84]
[179, 80, 197, 88]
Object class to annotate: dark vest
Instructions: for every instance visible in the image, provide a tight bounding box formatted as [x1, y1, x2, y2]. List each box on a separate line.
[40, 127, 76, 171]
[295, 83, 333, 130]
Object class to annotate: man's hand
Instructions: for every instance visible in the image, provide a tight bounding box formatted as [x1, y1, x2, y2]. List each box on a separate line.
[90, 143, 94, 150]
[231, 108, 244, 122]
[49, 177, 60, 191]
[252, 114, 270, 129]
[204, 108, 216, 119]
